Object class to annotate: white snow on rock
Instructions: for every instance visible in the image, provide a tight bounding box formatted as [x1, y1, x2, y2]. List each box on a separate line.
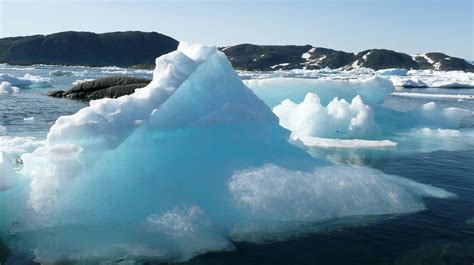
[270, 63, 290, 69]
[301, 47, 316, 59]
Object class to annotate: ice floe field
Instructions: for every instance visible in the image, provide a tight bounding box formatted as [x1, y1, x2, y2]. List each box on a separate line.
[0, 45, 474, 264]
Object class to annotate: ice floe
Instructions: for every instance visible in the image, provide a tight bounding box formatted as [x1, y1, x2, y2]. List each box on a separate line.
[0, 73, 52, 88]
[0, 81, 20, 94]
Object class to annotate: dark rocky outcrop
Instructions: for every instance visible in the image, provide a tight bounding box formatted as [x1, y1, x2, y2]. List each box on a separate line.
[221, 44, 312, 71]
[308, 48, 356, 69]
[413, 52, 474, 72]
[221, 45, 474, 72]
[352, 49, 419, 70]
[1, 31, 472, 72]
[47, 76, 151, 100]
[0, 31, 178, 67]
[220, 44, 355, 71]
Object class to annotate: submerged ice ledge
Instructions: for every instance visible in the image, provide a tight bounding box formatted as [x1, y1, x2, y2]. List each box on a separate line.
[0, 43, 458, 263]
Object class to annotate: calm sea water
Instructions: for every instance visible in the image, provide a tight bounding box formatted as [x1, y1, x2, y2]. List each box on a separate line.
[1, 64, 474, 264]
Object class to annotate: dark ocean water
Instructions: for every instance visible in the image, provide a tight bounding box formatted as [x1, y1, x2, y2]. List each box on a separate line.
[1, 65, 474, 264]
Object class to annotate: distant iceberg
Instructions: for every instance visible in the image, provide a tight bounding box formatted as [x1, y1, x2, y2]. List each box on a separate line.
[0, 73, 52, 88]
[0, 81, 20, 94]
[376, 68, 408, 76]
[0, 44, 456, 263]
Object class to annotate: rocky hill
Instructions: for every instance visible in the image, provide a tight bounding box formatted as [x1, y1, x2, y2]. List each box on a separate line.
[221, 44, 474, 72]
[0, 31, 472, 72]
[0, 31, 178, 67]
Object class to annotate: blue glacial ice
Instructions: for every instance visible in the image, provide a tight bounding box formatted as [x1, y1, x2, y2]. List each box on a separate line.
[0, 44, 457, 263]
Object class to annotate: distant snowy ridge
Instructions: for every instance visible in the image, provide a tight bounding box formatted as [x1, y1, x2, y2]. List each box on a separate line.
[222, 44, 474, 72]
[1, 31, 471, 72]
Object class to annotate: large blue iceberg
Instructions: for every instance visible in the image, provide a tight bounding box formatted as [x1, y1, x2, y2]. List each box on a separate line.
[0, 44, 454, 263]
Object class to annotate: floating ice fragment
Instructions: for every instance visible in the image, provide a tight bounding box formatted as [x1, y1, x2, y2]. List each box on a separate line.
[245, 76, 394, 107]
[0, 81, 20, 94]
[49, 70, 74, 76]
[273, 93, 380, 139]
[392, 92, 474, 100]
[0, 73, 52, 88]
[415, 128, 461, 137]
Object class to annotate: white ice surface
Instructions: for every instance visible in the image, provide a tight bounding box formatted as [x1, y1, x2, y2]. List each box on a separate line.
[0, 81, 20, 94]
[0, 73, 52, 88]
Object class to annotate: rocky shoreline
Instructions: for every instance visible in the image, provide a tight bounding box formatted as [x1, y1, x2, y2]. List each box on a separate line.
[46, 76, 151, 100]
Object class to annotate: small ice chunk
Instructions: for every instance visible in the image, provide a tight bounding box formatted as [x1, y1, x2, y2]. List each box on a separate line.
[0, 81, 20, 94]
[415, 128, 461, 137]
[376, 68, 408, 76]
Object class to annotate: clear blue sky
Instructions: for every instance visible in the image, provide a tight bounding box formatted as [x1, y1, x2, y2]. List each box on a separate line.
[1, 0, 473, 59]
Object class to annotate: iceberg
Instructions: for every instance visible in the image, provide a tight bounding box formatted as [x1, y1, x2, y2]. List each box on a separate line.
[249, 75, 472, 147]
[49, 70, 75, 76]
[273, 93, 380, 139]
[0, 44, 455, 263]
[376, 68, 408, 76]
[0, 73, 52, 89]
[244, 76, 394, 107]
[0, 82, 20, 94]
